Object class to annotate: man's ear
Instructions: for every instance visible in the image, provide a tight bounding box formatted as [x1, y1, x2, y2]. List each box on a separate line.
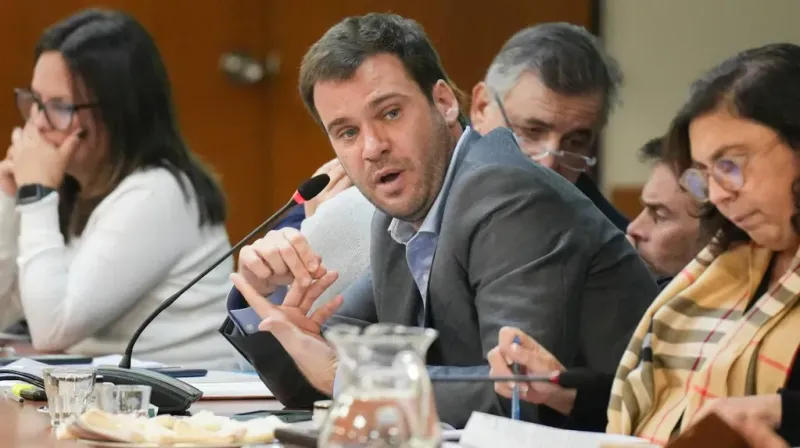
[432, 80, 460, 126]
[470, 82, 492, 133]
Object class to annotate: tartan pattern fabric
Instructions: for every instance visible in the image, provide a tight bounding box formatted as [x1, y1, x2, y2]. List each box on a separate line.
[606, 241, 800, 445]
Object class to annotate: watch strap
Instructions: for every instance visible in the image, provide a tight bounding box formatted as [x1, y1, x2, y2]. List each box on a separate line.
[16, 184, 56, 206]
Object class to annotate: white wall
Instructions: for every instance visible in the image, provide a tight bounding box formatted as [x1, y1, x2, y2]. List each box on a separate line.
[600, 0, 800, 192]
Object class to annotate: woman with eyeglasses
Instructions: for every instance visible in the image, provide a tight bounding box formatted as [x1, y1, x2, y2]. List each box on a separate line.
[0, 9, 238, 368]
[488, 43, 800, 446]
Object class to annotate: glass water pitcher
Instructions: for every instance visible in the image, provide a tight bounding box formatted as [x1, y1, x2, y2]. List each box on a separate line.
[318, 324, 441, 448]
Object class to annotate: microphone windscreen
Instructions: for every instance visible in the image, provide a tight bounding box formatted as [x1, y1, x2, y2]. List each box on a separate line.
[296, 173, 331, 202]
[556, 368, 602, 389]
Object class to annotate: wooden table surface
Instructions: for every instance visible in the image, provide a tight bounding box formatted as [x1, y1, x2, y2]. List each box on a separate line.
[0, 340, 286, 447]
[0, 395, 284, 447]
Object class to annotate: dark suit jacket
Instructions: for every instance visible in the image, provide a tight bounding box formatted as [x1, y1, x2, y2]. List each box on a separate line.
[575, 173, 629, 232]
[220, 127, 658, 428]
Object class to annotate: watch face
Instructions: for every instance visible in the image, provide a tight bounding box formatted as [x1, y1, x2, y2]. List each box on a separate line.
[16, 184, 54, 205]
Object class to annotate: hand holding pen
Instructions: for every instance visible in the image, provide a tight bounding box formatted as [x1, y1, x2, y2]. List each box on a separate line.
[486, 327, 567, 410]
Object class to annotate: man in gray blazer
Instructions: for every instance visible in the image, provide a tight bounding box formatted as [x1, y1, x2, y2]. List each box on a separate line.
[220, 13, 657, 428]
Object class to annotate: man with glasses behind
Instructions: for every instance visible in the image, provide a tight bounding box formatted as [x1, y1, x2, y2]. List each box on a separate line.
[470, 22, 629, 231]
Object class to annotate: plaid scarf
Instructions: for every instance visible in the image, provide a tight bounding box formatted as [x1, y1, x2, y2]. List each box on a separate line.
[606, 241, 800, 445]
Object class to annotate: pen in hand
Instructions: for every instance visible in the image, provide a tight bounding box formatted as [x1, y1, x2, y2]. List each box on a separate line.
[511, 335, 521, 420]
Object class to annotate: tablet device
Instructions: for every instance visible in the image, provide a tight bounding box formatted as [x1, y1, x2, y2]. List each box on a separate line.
[231, 409, 313, 424]
[146, 367, 208, 378]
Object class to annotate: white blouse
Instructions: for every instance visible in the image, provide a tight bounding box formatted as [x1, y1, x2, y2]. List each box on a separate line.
[0, 167, 237, 369]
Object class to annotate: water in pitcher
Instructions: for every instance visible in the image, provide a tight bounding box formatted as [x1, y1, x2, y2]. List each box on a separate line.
[318, 324, 441, 448]
[322, 389, 439, 448]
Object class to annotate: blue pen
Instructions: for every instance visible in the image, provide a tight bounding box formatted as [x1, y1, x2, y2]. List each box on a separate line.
[511, 335, 521, 420]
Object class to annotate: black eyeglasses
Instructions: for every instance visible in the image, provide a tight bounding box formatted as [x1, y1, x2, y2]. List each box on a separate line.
[493, 90, 597, 172]
[14, 88, 96, 131]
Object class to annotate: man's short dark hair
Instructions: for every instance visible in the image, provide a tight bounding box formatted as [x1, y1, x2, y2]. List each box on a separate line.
[638, 137, 664, 162]
[485, 22, 623, 124]
[299, 13, 466, 127]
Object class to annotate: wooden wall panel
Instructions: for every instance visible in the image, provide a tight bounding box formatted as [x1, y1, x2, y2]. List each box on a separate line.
[0, 1, 595, 242]
[611, 185, 644, 221]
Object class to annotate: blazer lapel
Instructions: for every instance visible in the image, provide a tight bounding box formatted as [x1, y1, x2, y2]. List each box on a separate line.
[374, 239, 423, 326]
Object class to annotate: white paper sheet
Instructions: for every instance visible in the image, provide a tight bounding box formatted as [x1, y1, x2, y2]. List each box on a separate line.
[185, 371, 273, 399]
[90, 354, 165, 369]
[460, 412, 657, 448]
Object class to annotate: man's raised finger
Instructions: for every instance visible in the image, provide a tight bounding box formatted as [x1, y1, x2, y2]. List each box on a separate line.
[282, 228, 321, 275]
[309, 295, 344, 327]
[297, 270, 339, 314]
[276, 242, 314, 308]
[283, 265, 326, 309]
[230, 273, 276, 319]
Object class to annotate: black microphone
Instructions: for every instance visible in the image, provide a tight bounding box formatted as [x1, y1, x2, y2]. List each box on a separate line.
[118, 173, 331, 369]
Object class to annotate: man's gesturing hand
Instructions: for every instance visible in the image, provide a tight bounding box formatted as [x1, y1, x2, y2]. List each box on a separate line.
[231, 273, 343, 394]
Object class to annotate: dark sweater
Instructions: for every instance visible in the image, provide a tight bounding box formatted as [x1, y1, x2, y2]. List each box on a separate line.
[574, 174, 629, 232]
[274, 204, 305, 231]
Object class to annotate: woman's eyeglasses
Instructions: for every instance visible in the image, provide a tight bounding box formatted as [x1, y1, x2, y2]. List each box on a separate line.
[679, 139, 781, 203]
[14, 88, 96, 131]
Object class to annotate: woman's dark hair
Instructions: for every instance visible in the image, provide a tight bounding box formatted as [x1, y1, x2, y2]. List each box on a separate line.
[662, 43, 800, 251]
[36, 9, 226, 237]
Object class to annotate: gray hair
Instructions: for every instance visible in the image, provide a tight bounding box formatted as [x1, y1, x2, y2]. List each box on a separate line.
[485, 22, 623, 124]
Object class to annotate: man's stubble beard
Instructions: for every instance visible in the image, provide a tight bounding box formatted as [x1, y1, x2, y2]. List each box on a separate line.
[367, 113, 455, 225]
[397, 113, 454, 225]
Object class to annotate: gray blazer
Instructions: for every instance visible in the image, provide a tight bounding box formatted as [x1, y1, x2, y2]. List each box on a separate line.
[220, 127, 658, 428]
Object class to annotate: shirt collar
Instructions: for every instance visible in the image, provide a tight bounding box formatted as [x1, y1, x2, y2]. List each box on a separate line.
[388, 126, 472, 244]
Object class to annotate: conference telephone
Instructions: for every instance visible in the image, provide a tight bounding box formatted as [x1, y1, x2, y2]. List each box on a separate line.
[96, 366, 202, 414]
[0, 365, 201, 414]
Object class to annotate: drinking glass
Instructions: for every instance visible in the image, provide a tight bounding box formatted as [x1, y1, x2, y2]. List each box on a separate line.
[42, 367, 96, 427]
[94, 384, 152, 417]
